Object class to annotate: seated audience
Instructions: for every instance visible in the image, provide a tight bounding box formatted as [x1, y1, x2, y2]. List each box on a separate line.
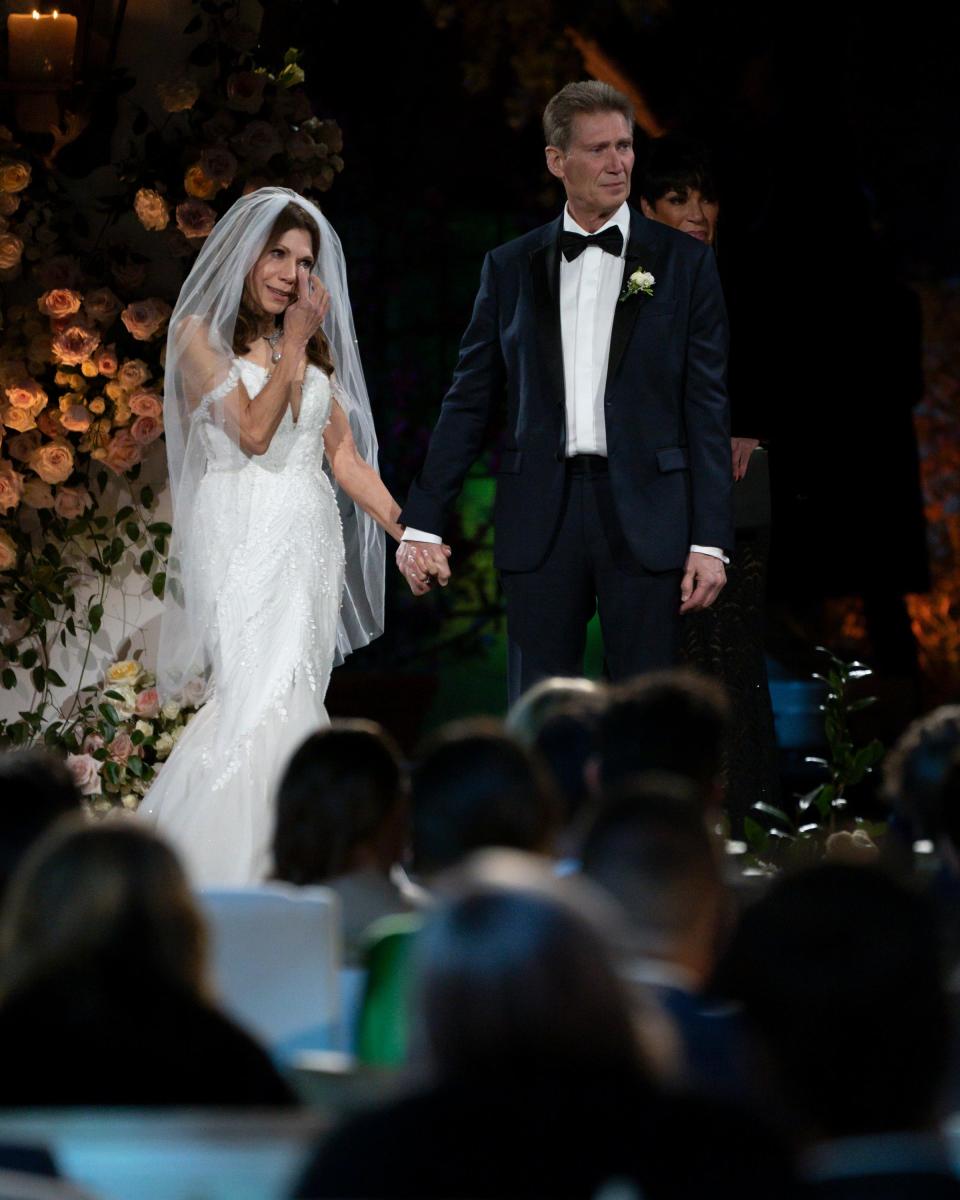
[409, 718, 560, 883]
[295, 860, 795, 1198]
[882, 705, 960, 865]
[0, 750, 80, 904]
[596, 669, 730, 822]
[0, 820, 296, 1107]
[273, 720, 420, 963]
[581, 776, 753, 1104]
[719, 863, 959, 1197]
[505, 675, 604, 744]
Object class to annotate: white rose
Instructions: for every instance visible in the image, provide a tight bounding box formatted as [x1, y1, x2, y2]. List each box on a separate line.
[181, 676, 207, 708]
[154, 731, 175, 759]
[170, 724, 185, 743]
[121, 792, 139, 810]
[111, 684, 138, 719]
[631, 269, 655, 289]
[161, 699, 181, 721]
[134, 720, 153, 738]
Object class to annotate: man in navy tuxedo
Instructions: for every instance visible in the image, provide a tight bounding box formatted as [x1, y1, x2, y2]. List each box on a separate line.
[398, 82, 733, 701]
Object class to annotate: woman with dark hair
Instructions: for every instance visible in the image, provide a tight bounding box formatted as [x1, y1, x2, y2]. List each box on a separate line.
[141, 189, 430, 885]
[295, 871, 795, 1198]
[0, 820, 295, 1106]
[272, 721, 418, 961]
[639, 135, 780, 823]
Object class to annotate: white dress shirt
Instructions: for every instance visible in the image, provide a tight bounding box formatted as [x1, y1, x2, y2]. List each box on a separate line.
[404, 202, 726, 562]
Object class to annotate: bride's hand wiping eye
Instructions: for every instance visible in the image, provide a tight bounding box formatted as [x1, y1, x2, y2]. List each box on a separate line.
[284, 265, 330, 345]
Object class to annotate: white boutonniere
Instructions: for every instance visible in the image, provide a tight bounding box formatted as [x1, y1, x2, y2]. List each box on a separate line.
[619, 267, 655, 302]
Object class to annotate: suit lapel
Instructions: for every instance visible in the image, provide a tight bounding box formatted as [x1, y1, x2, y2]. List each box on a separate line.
[605, 211, 661, 390]
[529, 220, 565, 411]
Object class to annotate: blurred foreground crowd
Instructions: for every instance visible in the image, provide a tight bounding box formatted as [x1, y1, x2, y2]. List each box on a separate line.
[2, 670, 960, 1199]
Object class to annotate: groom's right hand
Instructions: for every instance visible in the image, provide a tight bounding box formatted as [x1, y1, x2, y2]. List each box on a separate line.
[396, 541, 452, 596]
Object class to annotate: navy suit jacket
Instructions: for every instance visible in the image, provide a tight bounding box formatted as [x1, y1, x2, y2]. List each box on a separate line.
[400, 207, 733, 573]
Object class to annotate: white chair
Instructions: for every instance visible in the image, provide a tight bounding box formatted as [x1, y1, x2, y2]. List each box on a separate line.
[199, 885, 343, 1061]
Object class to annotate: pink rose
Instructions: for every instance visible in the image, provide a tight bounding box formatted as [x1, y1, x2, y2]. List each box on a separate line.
[226, 71, 267, 113]
[81, 732, 104, 754]
[175, 199, 217, 241]
[102, 430, 141, 474]
[60, 404, 92, 433]
[0, 530, 16, 571]
[233, 120, 282, 163]
[35, 256, 82, 290]
[117, 359, 150, 391]
[0, 460, 24, 512]
[108, 730, 137, 764]
[135, 687, 160, 718]
[84, 288, 122, 326]
[51, 321, 101, 366]
[6, 429, 41, 462]
[94, 345, 119, 377]
[110, 256, 146, 292]
[36, 409, 64, 438]
[54, 484, 91, 519]
[66, 752, 102, 796]
[22, 477, 54, 508]
[30, 438, 74, 485]
[6, 380, 47, 414]
[38, 288, 82, 320]
[130, 414, 163, 445]
[120, 298, 172, 342]
[200, 145, 238, 186]
[129, 390, 162, 419]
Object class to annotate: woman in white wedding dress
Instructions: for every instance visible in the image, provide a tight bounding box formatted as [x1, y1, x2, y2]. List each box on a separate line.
[140, 188, 423, 885]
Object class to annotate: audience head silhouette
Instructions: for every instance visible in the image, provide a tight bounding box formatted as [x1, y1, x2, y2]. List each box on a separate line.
[0, 750, 81, 904]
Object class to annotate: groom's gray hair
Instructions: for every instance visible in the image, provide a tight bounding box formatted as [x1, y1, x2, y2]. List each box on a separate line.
[543, 81, 634, 151]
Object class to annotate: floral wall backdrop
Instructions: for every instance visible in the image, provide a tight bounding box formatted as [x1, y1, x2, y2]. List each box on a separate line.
[0, 0, 344, 807]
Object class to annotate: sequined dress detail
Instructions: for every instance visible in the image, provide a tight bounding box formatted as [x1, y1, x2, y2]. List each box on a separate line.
[140, 360, 345, 884]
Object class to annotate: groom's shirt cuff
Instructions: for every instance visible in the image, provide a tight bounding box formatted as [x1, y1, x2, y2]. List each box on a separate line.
[402, 527, 442, 544]
[690, 544, 730, 564]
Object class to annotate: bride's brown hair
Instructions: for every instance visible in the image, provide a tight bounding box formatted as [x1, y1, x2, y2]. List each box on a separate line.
[234, 202, 335, 377]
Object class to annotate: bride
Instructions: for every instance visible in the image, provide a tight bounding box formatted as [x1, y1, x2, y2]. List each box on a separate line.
[140, 188, 431, 885]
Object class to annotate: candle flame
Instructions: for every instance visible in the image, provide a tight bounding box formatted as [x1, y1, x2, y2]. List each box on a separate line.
[53, 9, 59, 16]
[31, 10, 40, 18]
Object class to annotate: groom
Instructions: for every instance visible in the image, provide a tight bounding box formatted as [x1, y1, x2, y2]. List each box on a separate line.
[398, 81, 733, 702]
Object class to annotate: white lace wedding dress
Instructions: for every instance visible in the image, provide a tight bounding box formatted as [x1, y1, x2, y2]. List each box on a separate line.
[140, 359, 345, 885]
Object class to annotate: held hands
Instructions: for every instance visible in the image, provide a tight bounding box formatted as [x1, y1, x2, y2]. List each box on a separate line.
[396, 540, 453, 597]
[283, 265, 331, 346]
[680, 551, 726, 614]
[731, 437, 760, 481]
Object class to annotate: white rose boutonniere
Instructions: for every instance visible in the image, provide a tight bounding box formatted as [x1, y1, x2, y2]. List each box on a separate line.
[620, 267, 655, 303]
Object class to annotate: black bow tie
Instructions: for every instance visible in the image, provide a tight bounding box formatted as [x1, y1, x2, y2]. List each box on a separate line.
[560, 226, 624, 261]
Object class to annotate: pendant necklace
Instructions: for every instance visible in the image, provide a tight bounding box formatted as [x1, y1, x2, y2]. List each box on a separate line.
[263, 329, 283, 366]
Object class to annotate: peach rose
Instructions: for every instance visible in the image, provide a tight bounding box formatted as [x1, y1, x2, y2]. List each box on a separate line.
[84, 288, 122, 326]
[0, 460, 24, 512]
[51, 321, 101, 367]
[0, 530, 17, 571]
[226, 71, 267, 113]
[0, 232, 24, 272]
[38, 288, 82, 320]
[0, 192, 19, 217]
[36, 256, 82, 290]
[54, 484, 91, 519]
[7, 430, 41, 462]
[129, 390, 162, 419]
[175, 199, 216, 240]
[3, 406, 36, 433]
[36, 409, 63, 437]
[108, 730, 136, 764]
[135, 687, 160, 718]
[29, 438, 74, 485]
[5, 379, 47, 416]
[102, 430, 141, 474]
[233, 120, 282, 163]
[81, 732, 104, 754]
[65, 752, 102, 796]
[22, 476, 54, 508]
[130, 414, 163, 445]
[133, 187, 170, 232]
[156, 77, 200, 113]
[61, 405, 92, 433]
[184, 164, 219, 200]
[94, 345, 119, 377]
[200, 145, 237, 186]
[111, 256, 146, 291]
[117, 359, 151, 390]
[104, 381, 127, 403]
[0, 158, 30, 193]
[120, 298, 172, 342]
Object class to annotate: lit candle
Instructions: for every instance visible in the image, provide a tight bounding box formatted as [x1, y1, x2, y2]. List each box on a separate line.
[7, 10, 78, 84]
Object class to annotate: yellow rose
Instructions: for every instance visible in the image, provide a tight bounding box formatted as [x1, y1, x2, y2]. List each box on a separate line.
[104, 381, 126, 402]
[0, 158, 31, 193]
[89, 397, 106, 416]
[106, 659, 143, 687]
[111, 397, 131, 426]
[184, 164, 219, 200]
[80, 359, 99, 378]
